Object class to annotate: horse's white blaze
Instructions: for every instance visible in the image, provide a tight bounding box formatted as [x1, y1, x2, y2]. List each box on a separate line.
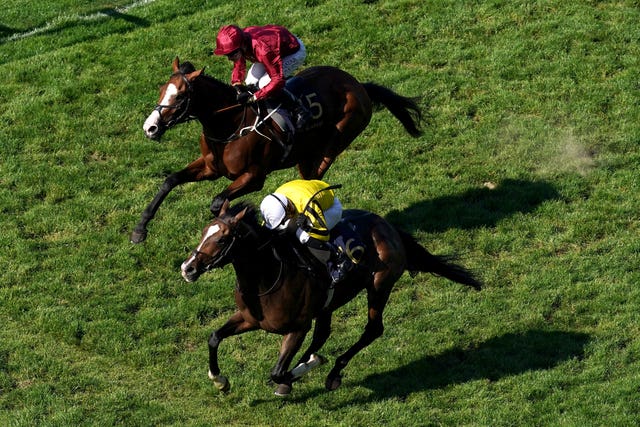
[181, 255, 196, 279]
[196, 224, 220, 252]
[181, 224, 221, 281]
[160, 83, 178, 106]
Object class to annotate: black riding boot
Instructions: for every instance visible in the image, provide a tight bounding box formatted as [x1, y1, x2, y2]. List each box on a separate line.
[328, 245, 353, 285]
[282, 89, 311, 130]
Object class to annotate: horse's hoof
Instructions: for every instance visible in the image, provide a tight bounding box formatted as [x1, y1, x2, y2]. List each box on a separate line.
[210, 200, 223, 216]
[209, 371, 230, 393]
[130, 228, 147, 244]
[274, 383, 292, 397]
[325, 374, 342, 391]
[315, 353, 328, 365]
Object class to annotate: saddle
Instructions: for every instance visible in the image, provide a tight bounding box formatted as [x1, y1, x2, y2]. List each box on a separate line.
[329, 220, 366, 266]
[256, 77, 322, 155]
[272, 218, 366, 281]
[270, 218, 366, 310]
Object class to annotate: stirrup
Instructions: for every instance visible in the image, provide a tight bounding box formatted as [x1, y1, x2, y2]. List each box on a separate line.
[294, 108, 311, 130]
[329, 257, 351, 285]
[276, 130, 294, 162]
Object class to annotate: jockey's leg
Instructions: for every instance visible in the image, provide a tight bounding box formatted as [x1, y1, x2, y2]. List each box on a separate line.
[245, 63, 267, 88]
[246, 63, 275, 91]
[281, 88, 311, 130]
[307, 240, 350, 286]
[282, 38, 307, 76]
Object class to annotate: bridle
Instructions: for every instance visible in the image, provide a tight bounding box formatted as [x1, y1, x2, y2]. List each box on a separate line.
[189, 216, 265, 273]
[190, 215, 286, 297]
[154, 71, 265, 144]
[154, 72, 196, 129]
[189, 219, 238, 273]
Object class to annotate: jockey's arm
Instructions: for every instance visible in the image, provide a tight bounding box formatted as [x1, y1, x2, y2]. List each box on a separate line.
[323, 197, 343, 230]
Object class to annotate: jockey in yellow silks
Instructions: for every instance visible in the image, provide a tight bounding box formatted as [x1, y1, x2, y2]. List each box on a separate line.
[260, 179, 349, 285]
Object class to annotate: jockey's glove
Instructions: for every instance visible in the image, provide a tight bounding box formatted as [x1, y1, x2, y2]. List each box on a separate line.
[236, 91, 255, 104]
[233, 84, 248, 95]
[295, 214, 312, 231]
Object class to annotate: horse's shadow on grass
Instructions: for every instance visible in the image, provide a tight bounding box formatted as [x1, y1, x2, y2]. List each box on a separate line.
[281, 329, 589, 405]
[386, 178, 561, 233]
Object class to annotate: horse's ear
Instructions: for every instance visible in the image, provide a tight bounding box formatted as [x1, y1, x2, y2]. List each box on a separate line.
[188, 68, 205, 79]
[172, 56, 180, 73]
[234, 207, 249, 222]
[219, 199, 230, 216]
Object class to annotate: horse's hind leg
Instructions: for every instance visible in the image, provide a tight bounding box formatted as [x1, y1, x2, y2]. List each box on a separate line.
[131, 157, 215, 243]
[297, 131, 346, 179]
[299, 111, 366, 179]
[325, 286, 393, 391]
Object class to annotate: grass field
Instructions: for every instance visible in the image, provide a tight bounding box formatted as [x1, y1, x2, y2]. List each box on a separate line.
[2, 0, 640, 425]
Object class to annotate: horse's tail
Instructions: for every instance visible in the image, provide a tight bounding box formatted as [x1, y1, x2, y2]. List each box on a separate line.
[397, 229, 482, 290]
[363, 82, 423, 137]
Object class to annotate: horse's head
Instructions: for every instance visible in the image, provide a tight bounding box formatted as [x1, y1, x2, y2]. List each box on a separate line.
[143, 56, 204, 141]
[181, 200, 254, 282]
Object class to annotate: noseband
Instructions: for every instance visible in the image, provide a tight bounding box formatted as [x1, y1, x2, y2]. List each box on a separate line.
[190, 217, 264, 273]
[190, 235, 236, 273]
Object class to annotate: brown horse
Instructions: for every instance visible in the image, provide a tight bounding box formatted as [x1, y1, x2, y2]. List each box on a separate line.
[180, 200, 481, 396]
[131, 57, 422, 243]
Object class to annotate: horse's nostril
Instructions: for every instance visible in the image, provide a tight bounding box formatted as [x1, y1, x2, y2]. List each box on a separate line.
[182, 263, 196, 275]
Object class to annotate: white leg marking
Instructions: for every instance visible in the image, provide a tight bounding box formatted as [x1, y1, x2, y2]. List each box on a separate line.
[291, 353, 323, 379]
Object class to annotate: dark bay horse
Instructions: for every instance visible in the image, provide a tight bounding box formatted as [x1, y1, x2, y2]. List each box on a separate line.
[180, 201, 481, 396]
[131, 57, 422, 243]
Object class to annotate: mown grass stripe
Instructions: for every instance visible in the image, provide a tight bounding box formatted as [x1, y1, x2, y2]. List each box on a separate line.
[1, 0, 157, 43]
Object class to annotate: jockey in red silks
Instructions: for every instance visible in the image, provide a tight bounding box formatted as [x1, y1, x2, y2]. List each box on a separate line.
[213, 24, 311, 130]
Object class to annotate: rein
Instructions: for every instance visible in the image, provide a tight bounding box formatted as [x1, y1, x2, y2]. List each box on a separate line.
[207, 217, 287, 298]
[205, 102, 275, 144]
[204, 105, 250, 144]
[212, 103, 243, 115]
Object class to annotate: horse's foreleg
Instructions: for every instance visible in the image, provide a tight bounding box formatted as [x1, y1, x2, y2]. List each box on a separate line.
[290, 312, 332, 380]
[208, 312, 257, 393]
[131, 157, 214, 243]
[270, 330, 308, 396]
[210, 168, 266, 215]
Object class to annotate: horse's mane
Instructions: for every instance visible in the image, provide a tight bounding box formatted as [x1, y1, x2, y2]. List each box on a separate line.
[178, 60, 230, 90]
[179, 61, 196, 74]
[224, 201, 314, 267]
[224, 201, 262, 230]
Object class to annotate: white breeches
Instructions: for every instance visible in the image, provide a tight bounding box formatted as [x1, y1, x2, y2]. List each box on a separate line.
[245, 38, 307, 88]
